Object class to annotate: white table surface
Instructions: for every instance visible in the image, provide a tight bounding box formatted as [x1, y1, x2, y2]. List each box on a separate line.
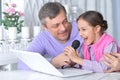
[0, 54, 18, 65]
[0, 70, 120, 80]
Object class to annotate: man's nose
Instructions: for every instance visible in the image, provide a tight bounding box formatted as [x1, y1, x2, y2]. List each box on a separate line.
[60, 24, 66, 31]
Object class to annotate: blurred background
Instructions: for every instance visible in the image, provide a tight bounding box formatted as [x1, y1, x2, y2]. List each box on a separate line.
[0, 0, 120, 44]
[0, 0, 120, 71]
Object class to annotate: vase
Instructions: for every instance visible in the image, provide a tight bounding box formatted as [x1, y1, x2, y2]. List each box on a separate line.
[8, 27, 17, 40]
[33, 26, 40, 37]
[21, 26, 30, 39]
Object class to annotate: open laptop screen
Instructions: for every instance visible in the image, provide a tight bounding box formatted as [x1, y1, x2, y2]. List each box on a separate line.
[10, 49, 92, 77]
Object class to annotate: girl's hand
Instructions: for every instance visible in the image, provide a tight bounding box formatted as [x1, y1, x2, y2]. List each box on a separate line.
[64, 46, 79, 63]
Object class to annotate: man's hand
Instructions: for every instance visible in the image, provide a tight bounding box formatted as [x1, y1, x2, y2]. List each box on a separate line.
[103, 53, 120, 73]
[51, 53, 71, 68]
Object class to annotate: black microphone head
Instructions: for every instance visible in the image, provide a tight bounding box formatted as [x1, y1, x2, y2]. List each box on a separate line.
[72, 40, 80, 50]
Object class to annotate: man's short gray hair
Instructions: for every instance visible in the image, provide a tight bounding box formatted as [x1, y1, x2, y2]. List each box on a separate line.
[38, 2, 66, 25]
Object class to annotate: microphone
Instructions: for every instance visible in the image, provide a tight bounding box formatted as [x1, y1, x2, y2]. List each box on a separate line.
[72, 40, 80, 50]
[61, 40, 80, 69]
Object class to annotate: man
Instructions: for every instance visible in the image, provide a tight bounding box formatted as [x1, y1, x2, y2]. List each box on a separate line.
[18, 2, 83, 70]
[104, 53, 120, 72]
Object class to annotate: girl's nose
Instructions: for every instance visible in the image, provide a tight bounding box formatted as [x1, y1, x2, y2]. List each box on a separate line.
[79, 31, 82, 36]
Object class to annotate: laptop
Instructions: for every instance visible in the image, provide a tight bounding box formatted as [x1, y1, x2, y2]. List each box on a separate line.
[10, 49, 93, 77]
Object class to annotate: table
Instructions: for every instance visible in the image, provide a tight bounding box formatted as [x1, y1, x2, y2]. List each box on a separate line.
[0, 54, 18, 65]
[0, 70, 120, 80]
[0, 54, 18, 71]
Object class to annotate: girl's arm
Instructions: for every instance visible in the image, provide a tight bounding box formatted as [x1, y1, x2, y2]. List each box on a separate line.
[64, 42, 118, 72]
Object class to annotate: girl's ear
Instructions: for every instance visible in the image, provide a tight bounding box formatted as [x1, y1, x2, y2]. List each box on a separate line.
[95, 25, 101, 33]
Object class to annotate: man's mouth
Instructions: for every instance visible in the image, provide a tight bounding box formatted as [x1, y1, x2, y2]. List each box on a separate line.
[60, 31, 68, 35]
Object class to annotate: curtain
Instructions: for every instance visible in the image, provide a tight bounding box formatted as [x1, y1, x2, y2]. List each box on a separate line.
[5, 0, 120, 44]
[77, 0, 113, 36]
[112, 0, 120, 45]
[23, 0, 114, 36]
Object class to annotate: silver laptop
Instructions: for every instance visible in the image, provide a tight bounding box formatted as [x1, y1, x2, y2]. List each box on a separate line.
[10, 49, 93, 77]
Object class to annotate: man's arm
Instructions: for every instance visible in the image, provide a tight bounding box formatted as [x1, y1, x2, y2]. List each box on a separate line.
[51, 53, 71, 68]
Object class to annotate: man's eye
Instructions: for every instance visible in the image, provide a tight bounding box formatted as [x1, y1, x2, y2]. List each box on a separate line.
[63, 19, 68, 24]
[64, 19, 68, 23]
[52, 24, 59, 28]
[82, 29, 86, 31]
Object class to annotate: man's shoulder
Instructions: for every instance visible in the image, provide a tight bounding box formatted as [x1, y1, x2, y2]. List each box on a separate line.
[33, 30, 52, 42]
[71, 21, 77, 27]
[35, 30, 49, 38]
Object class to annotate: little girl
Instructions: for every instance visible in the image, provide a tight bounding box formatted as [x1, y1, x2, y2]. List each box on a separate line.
[64, 11, 120, 72]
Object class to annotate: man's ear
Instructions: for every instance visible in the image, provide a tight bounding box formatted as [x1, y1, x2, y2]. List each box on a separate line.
[95, 25, 101, 33]
[41, 24, 47, 30]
